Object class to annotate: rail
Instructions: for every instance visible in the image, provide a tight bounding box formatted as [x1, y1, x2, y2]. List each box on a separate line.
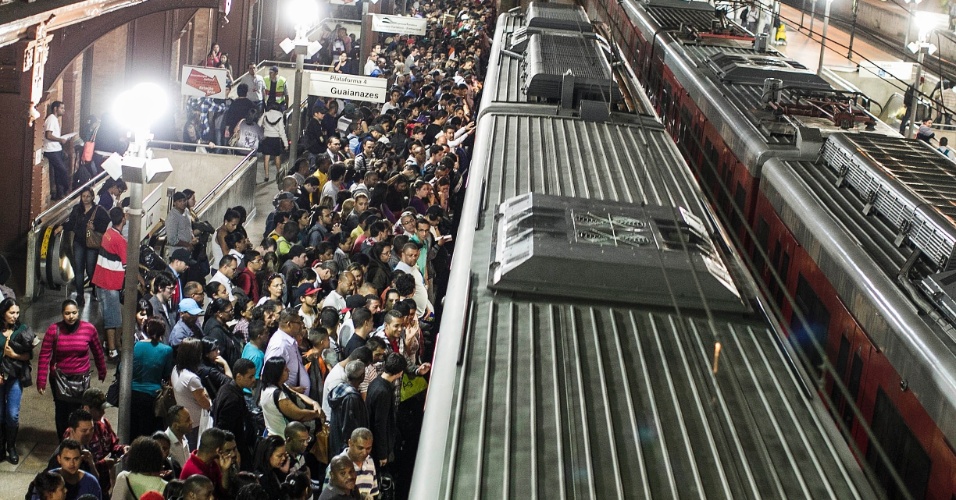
[31, 171, 108, 231]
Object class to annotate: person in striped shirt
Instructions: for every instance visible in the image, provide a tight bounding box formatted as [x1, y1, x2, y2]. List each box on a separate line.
[326, 427, 378, 498]
[91, 207, 127, 359]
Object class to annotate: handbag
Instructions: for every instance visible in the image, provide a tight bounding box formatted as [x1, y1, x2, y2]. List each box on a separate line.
[311, 421, 331, 464]
[400, 372, 428, 402]
[85, 207, 104, 249]
[49, 327, 91, 404]
[81, 127, 97, 163]
[154, 381, 176, 418]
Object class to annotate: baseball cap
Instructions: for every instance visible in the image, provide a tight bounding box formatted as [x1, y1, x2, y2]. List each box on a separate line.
[270, 65, 279, 73]
[169, 248, 197, 266]
[313, 100, 327, 113]
[303, 287, 321, 296]
[178, 298, 203, 315]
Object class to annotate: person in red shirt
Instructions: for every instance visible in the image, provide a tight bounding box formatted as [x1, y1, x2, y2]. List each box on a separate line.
[90, 206, 127, 359]
[180, 427, 234, 498]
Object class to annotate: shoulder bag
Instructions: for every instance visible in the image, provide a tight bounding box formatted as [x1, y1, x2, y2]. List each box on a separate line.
[154, 380, 177, 418]
[81, 127, 97, 163]
[400, 372, 428, 402]
[49, 326, 91, 404]
[85, 206, 105, 249]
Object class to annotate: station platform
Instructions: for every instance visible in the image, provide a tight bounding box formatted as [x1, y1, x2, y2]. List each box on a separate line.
[2, 157, 274, 494]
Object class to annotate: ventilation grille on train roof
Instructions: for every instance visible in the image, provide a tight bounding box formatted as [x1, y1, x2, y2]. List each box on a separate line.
[821, 133, 956, 271]
[523, 33, 621, 103]
[525, 2, 593, 32]
[707, 52, 832, 90]
[490, 193, 746, 312]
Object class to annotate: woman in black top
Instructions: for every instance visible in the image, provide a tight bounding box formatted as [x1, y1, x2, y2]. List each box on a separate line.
[55, 187, 109, 306]
[254, 434, 291, 498]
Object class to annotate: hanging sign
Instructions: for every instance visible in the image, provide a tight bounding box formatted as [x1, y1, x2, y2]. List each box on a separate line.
[309, 71, 388, 103]
[372, 14, 428, 36]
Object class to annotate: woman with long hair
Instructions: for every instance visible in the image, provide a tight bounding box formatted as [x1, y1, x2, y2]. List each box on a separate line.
[112, 436, 168, 498]
[170, 338, 210, 448]
[0, 298, 33, 464]
[36, 299, 107, 439]
[202, 298, 241, 368]
[134, 298, 155, 342]
[131, 318, 173, 439]
[55, 187, 110, 307]
[252, 434, 290, 498]
[258, 356, 321, 438]
[203, 42, 221, 67]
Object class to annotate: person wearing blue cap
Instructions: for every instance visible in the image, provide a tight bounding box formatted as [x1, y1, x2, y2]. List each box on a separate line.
[168, 298, 204, 348]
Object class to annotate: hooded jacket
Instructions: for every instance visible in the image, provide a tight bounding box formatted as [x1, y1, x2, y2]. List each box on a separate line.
[328, 382, 368, 456]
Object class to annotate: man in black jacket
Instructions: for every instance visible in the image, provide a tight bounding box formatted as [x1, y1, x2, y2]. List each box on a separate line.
[327, 360, 368, 456]
[211, 358, 257, 470]
[365, 352, 406, 467]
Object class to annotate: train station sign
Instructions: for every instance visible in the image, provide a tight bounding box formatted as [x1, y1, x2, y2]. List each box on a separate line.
[371, 14, 427, 36]
[180, 65, 229, 99]
[308, 71, 388, 103]
[858, 61, 915, 82]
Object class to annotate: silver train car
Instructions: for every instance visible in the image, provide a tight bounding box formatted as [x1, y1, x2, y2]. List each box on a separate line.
[408, 4, 880, 498]
[584, 0, 956, 496]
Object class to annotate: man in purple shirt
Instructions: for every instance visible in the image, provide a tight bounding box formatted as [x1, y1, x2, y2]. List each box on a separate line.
[263, 309, 310, 394]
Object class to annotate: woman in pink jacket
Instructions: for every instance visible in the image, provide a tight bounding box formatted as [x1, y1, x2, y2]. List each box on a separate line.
[37, 299, 107, 438]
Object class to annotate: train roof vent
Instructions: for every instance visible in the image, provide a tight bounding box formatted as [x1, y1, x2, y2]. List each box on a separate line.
[822, 134, 956, 271]
[523, 33, 622, 104]
[525, 2, 593, 32]
[490, 193, 746, 312]
[707, 52, 831, 90]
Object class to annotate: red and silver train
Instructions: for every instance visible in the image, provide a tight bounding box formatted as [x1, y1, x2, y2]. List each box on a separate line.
[584, 0, 956, 497]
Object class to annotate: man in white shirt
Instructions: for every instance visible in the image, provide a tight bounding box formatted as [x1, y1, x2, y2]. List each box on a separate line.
[43, 101, 73, 200]
[235, 63, 266, 107]
[209, 255, 238, 302]
[165, 405, 193, 472]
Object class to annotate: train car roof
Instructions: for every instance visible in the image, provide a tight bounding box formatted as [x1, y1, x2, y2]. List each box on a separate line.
[411, 107, 877, 498]
[766, 135, 956, 447]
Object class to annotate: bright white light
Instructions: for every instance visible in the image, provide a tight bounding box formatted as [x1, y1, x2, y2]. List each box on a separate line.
[113, 82, 167, 131]
[287, 0, 318, 30]
[914, 11, 948, 40]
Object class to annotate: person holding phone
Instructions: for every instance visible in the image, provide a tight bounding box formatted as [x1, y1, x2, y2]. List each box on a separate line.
[253, 435, 291, 498]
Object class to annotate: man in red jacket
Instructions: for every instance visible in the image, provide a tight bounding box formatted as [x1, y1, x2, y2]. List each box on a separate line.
[91, 207, 127, 359]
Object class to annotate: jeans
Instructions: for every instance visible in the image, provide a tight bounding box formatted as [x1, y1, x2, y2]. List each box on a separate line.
[44, 150, 70, 199]
[0, 377, 22, 428]
[72, 241, 97, 299]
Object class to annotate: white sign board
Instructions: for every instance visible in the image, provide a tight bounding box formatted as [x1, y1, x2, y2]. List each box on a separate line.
[309, 72, 388, 103]
[180, 65, 229, 99]
[330, 0, 358, 5]
[859, 61, 915, 82]
[372, 14, 427, 36]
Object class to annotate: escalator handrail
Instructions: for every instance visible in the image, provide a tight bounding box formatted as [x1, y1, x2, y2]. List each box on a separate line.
[31, 171, 109, 231]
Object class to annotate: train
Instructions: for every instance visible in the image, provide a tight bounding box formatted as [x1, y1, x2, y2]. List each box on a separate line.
[410, 3, 882, 498]
[582, 0, 956, 497]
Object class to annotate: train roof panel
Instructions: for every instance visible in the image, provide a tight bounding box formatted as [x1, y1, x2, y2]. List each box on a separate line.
[416, 108, 877, 498]
[525, 1, 593, 32]
[524, 33, 621, 102]
[644, 0, 751, 37]
[489, 193, 745, 312]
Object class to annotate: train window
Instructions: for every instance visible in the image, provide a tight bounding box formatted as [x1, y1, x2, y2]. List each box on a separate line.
[831, 335, 850, 421]
[867, 388, 930, 500]
[844, 351, 863, 430]
[775, 252, 790, 303]
[790, 276, 830, 374]
[752, 219, 769, 273]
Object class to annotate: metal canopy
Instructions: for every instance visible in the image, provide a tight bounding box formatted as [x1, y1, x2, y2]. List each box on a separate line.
[822, 133, 956, 271]
[490, 193, 745, 312]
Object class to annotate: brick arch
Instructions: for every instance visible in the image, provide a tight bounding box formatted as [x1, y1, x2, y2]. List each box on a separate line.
[43, 0, 219, 91]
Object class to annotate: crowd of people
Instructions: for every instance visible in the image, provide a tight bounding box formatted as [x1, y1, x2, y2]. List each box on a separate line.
[22, 0, 495, 499]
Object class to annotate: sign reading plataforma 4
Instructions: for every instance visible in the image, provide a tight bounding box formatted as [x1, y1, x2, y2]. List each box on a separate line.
[371, 14, 427, 36]
[180, 65, 229, 99]
[309, 72, 387, 103]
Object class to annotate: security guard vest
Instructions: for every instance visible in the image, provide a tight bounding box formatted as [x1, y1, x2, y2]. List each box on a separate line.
[264, 75, 288, 104]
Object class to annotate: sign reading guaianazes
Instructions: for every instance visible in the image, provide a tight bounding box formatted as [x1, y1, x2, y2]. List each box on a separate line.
[308, 71, 388, 103]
